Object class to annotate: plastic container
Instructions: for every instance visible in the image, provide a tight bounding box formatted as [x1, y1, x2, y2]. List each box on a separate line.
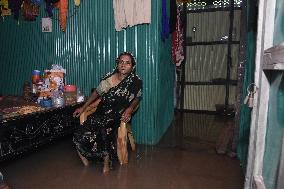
[64, 85, 77, 105]
[40, 99, 52, 108]
[32, 70, 41, 84]
[51, 90, 64, 107]
[52, 97, 64, 107]
[64, 85, 77, 92]
[64, 92, 77, 105]
[77, 88, 85, 102]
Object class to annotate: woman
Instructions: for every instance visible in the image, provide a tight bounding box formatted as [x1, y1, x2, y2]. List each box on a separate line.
[73, 52, 142, 174]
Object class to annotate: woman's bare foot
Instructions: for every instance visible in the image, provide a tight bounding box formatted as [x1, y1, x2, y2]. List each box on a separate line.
[77, 150, 90, 166]
[103, 155, 110, 175]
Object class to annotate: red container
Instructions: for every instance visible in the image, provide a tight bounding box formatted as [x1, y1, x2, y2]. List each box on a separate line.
[64, 85, 77, 92]
[64, 85, 77, 105]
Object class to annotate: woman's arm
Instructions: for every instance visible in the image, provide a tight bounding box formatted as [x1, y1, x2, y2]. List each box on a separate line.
[121, 98, 140, 123]
[73, 90, 99, 117]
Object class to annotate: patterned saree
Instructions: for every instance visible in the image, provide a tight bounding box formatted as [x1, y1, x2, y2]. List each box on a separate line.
[73, 70, 142, 164]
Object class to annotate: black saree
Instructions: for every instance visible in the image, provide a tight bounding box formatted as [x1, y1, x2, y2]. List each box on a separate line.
[73, 71, 142, 163]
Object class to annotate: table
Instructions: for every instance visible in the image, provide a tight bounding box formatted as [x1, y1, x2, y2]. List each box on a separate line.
[0, 103, 81, 162]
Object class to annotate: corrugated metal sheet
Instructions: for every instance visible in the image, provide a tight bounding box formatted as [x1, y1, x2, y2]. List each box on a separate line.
[274, 0, 284, 45]
[186, 45, 227, 81]
[183, 10, 240, 111]
[0, 0, 174, 145]
[186, 11, 241, 42]
[183, 85, 236, 111]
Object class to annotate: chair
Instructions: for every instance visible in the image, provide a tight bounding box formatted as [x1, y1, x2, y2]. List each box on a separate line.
[79, 98, 138, 164]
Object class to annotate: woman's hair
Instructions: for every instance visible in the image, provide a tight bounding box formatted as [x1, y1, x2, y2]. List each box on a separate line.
[116, 52, 136, 66]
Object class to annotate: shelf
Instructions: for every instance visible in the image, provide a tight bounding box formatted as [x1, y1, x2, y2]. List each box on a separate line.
[263, 44, 284, 71]
[262, 63, 284, 71]
[177, 80, 237, 86]
[186, 7, 241, 14]
[186, 39, 240, 46]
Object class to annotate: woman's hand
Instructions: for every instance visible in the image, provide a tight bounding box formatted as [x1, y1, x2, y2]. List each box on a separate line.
[73, 107, 84, 117]
[121, 107, 133, 123]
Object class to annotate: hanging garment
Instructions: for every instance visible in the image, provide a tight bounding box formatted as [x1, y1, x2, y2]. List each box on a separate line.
[74, 0, 79, 6]
[113, 0, 151, 31]
[44, 0, 59, 17]
[0, 0, 11, 16]
[45, 0, 53, 17]
[161, 0, 169, 40]
[8, 0, 24, 20]
[0, 0, 8, 10]
[171, 7, 184, 66]
[54, 0, 68, 32]
[22, 0, 40, 21]
[31, 0, 41, 6]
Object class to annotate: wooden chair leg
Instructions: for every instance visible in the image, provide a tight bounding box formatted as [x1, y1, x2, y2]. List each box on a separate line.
[126, 124, 136, 151]
[117, 122, 128, 165]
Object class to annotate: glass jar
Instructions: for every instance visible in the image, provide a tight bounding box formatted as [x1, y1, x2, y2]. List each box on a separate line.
[64, 91, 77, 105]
[64, 85, 77, 105]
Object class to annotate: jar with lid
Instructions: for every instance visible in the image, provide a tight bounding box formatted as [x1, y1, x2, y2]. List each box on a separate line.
[64, 85, 77, 105]
[51, 90, 64, 107]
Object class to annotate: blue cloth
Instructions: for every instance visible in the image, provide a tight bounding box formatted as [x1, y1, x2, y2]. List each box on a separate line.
[31, 0, 42, 6]
[161, 0, 170, 40]
[9, 0, 24, 20]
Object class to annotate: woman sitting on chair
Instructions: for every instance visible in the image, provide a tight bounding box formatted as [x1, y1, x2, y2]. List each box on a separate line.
[73, 52, 142, 174]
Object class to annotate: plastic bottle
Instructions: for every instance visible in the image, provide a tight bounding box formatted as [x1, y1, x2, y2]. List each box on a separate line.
[77, 88, 85, 102]
[32, 70, 41, 84]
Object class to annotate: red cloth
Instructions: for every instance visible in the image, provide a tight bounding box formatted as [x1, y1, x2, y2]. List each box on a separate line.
[172, 7, 184, 66]
[54, 0, 68, 32]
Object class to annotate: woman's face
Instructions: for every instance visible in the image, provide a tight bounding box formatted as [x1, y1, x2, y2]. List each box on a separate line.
[117, 55, 133, 75]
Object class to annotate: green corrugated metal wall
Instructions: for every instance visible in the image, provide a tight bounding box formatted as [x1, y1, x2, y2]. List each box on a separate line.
[274, 0, 284, 44]
[237, 32, 255, 168]
[237, 0, 256, 169]
[262, 0, 284, 188]
[262, 73, 284, 189]
[0, 0, 175, 145]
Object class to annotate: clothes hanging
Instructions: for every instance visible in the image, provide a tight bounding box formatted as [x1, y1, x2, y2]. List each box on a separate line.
[161, 0, 169, 40]
[54, 0, 68, 32]
[113, 0, 151, 31]
[9, 0, 24, 20]
[22, 0, 40, 21]
[172, 6, 184, 66]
